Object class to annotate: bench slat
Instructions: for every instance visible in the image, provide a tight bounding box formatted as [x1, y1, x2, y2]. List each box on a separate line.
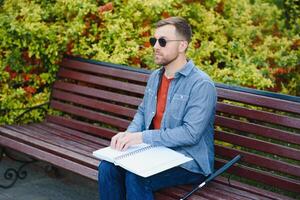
[217, 88, 300, 114]
[0, 135, 99, 181]
[28, 124, 102, 150]
[5, 125, 99, 164]
[214, 176, 295, 200]
[217, 102, 300, 129]
[50, 100, 130, 130]
[17, 124, 98, 154]
[195, 181, 271, 200]
[215, 159, 300, 193]
[52, 89, 136, 118]
[46, 115, 117, 139]
[215, 115, 300, 145]
[58, 68, 145, 95]
[61, 58, 149, 83]
[41, 122, 110, 146]
[192, 185, 250, 200]
[161, 185, 247, 200]
[215, 145, 300, 177]
[216, 130, 300, 160]
[53, 81, 142, 106]
[159, 187, 217, 200]
[0, 126, 99, 168]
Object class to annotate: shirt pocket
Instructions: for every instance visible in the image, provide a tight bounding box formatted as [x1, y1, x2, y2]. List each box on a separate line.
[170, 93, 189, 120]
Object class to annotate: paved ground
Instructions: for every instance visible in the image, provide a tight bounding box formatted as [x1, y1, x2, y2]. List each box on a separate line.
[0, 150, 99, 200]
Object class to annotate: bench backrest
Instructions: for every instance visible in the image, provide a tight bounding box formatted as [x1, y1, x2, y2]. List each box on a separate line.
[48, 57, 300, 195]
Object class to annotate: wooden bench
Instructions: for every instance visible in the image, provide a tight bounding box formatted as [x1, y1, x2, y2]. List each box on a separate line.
[0, 57, 299, 199]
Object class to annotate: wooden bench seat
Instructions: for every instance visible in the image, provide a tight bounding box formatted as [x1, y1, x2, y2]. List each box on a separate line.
[0, 124, 293, 200]
[0, 57, 299, 199]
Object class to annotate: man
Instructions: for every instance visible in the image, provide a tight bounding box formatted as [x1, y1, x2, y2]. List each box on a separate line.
[98, 16, 217, 200]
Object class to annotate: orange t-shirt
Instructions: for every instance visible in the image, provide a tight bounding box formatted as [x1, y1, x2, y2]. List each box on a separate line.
[153, 74, 173, 129]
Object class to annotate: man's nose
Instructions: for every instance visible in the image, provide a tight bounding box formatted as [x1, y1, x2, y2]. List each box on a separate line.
[153, 40, 160, 49]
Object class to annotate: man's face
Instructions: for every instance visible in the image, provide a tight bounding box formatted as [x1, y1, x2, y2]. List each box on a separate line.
[152, 25, 184, 66]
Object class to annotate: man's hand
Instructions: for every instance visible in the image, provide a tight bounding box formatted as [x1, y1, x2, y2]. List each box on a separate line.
[110, 132, 143, 151]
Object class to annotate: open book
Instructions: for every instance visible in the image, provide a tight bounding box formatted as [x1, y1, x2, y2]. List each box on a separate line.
[93, 143, 193, 177]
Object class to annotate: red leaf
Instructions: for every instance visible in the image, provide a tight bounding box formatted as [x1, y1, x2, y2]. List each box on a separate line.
[5, 66, 12, 72]
[194, 40, 201, 48]
[141, 31, 150, 37]
[10, 72, 17, 79]
[22, 73, 31, 82]
[142, 20, 150, 27]
[130, 57, 141, 65]
[98, 2, 113, 14]
[161, 12, 170, 19]
[24, 86, 36, 94]
[144, 41, 151, 48]
[291, 39, 300, 50]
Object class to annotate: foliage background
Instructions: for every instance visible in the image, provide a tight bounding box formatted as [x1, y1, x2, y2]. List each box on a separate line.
[0, 0, 299, 124]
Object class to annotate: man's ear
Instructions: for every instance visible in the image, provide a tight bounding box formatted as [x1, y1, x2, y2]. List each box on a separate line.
[179, 41, 188, 53]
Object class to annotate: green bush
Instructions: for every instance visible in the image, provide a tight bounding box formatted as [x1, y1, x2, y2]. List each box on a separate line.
[0, 0, 299, 124]
[0, 0, 97, 124]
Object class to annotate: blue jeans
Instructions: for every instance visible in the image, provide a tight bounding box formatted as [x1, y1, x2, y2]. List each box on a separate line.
[98, 161, 206, 200]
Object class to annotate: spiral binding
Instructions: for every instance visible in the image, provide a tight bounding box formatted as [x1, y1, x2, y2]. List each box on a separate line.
[115, 145, 155, 161]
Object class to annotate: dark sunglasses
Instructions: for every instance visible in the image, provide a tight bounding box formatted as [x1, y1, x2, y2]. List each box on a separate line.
[149, 37, 183, 47]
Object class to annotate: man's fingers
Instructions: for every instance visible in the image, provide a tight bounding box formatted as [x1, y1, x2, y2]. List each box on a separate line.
[112, 132, 141, 151]
[122, 141, 133, 151]
[115, 133, 127, 151]
[110, 136, 116, 149]
[111, 135, 119, 149]
[116, 138, 126, 151]
[115, 138, 121, 151]
[111, 132, 125, 149]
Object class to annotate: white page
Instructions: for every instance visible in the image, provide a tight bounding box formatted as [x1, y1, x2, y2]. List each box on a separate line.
[136, 156, 192, 177]
[93, 143, 150, 162]
[116, 146, 192, 177]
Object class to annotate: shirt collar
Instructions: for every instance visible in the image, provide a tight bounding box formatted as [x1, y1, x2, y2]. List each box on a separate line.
[175, 59, 194, 78]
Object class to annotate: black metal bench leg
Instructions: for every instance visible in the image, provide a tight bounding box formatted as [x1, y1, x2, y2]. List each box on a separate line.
[0, 147, 37, 189]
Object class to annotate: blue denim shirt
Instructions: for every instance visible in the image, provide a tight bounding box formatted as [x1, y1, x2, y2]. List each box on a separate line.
[127, 60, 216, 176]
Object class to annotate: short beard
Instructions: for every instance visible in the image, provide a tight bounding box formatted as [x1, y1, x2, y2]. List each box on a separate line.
[155, 53, 179, 67]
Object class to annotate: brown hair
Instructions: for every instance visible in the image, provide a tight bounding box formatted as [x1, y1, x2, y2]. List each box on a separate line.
[156, 17, 192, 43]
